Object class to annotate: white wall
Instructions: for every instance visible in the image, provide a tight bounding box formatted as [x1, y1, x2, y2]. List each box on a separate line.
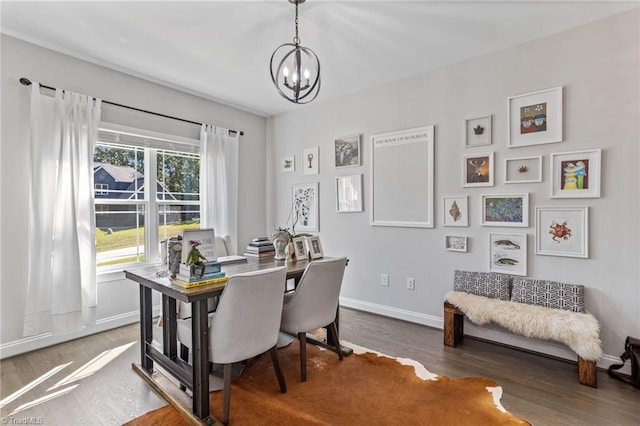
[267, 10, 640, 366]
[0, 35, 268, 357]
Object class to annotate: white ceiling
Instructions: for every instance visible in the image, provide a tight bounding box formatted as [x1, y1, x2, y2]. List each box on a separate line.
[2, 1, 638, 117]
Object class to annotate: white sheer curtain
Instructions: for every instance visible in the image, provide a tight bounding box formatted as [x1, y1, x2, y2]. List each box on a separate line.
[199, 124, 239, 254]
[24, 83, 101, 337]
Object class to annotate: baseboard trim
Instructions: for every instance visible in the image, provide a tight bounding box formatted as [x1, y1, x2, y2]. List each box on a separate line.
[339, 297, 443, 329]
[339, 297, 631, 376]
[0, 306, 161, 360]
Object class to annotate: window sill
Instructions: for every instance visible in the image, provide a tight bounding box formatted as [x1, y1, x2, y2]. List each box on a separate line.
[97, 262, 164, 284]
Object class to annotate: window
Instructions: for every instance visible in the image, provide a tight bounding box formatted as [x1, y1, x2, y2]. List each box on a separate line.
[94, 125, 201, 269]
[95, 183, 109, 195]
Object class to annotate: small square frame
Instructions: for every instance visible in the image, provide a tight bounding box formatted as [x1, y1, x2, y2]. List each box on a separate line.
[550, 149, 601, 198]
[280, 155, 295, 173]
[443, 195, 468, 227]
[465, 115, 492, 147]
[335, 134, 361, 167]
[302, 146, 319, 175]
[481, 193, 529, 227]
[292, 236, 308, 259]
[336, 174, 363, 213]
[445, 236, 468, 252]
[535, 207, 589, 258]
[463, 152, 494, 187]
[305, 236, 324, 259]
[508, 86, 563, 148]
[504, 155, 542, 184]
[489, 233, 527, 276]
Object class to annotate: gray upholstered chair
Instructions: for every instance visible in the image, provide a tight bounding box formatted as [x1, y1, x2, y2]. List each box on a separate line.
[280, 256, 348, 381]
[177, 266, 288, 425]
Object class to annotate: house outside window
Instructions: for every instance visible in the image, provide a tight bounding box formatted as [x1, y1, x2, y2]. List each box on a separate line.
[94, 125, 201, 269]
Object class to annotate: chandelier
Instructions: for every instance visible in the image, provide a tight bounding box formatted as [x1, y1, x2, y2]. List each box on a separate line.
[270, 0, 321, 104]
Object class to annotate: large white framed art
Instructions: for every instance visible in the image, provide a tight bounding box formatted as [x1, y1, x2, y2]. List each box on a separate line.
[371, 125, 434, 228]
[292, 182, 319, 232]
[336, 174, 363, 213]
[508, 86, 563, 148]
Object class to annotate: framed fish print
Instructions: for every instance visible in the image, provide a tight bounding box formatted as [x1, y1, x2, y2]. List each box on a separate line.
[489, 233, 527, 276]
[535, 207, 589, 258]
[508, 86, 563, 148]
[443, 195, 468, 227]
[550, 149, 601, 198]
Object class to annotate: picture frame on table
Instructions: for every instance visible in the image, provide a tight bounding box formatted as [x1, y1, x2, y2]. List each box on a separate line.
[334, 134, 361, 167]
[280, 155, 295, 173]
[302, 146, 319, 175]
[549, 149, 601, 198]
[535, 207, 589, 258]
[445, 236, 468, 252]
[508, 86, 563, 148]
[504, 155, 542, 184]
[292, 182, 319, 232]
[292, 236, 308, 259]
[443, 195, 468, 227]
[489, 233, 527, 276]
[465, 115, 492, 147]
[481, 193, 529, 227]
[336, 174, 363, 213]
[305, 236, 324, 259]
[463, 152, 494, 187]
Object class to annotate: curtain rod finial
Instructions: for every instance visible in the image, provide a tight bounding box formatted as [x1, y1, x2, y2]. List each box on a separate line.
[20, 78, 32, 86]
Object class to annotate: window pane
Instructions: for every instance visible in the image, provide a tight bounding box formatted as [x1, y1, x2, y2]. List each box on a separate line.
[96, 204, 146, 267]
[94, 143, 144, 200]
[157, 150, 200, 201]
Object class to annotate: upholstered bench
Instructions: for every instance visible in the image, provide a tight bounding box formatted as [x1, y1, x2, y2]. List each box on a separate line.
[443, 270, 602, 387]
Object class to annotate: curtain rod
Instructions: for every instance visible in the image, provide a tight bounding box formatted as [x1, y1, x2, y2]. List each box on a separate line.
[19, 77, 244, 136]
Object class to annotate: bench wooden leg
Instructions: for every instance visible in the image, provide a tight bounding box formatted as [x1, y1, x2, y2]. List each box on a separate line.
[578, 356, 597, 388]
[444, 302, 464, 347]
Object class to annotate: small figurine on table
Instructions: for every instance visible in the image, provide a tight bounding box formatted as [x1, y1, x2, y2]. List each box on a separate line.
[186, 240, 207, 278]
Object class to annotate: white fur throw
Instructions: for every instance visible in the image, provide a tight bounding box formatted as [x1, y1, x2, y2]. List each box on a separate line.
[445, 291, 602, 361]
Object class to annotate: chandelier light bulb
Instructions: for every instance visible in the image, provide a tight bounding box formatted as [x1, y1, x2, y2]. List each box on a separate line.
[304, 69, 310, 79]
[282, 66, 289, 77]
[292, 72, 298, 83]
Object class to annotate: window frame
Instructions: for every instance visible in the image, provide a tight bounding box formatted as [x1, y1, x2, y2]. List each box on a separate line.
[95, 122, 200, 275]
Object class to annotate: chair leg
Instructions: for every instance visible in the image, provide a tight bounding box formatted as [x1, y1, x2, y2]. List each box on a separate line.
[222, 363, 232, 425]
[327, 322, 344, 361]
[298, 332, 307, 382]
[269, 345, 287, 393]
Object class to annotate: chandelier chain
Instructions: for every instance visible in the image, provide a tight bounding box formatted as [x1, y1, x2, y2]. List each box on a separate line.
[293, 2, 300, 45]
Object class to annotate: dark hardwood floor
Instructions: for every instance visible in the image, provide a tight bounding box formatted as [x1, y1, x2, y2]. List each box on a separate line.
[1, 307, 638, 425]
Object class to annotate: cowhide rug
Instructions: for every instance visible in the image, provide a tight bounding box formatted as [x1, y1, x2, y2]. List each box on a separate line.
[125, 340, 531, 425]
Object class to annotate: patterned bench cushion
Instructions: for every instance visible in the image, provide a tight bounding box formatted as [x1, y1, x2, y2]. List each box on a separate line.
[510, 277, 585, 313]
[453, 270, 511, 301]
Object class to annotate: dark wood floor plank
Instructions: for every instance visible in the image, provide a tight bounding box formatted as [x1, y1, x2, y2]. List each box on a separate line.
[1, 307, 638, 425]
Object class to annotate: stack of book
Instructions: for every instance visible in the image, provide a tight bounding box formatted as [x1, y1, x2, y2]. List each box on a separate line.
[243, 236, 275, 259]
[172, 260, 227, 289]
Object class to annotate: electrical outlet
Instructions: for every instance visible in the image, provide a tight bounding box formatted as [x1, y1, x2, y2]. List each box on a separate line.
[381, 274, 389, 286]
[407, 277, 415, 290]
